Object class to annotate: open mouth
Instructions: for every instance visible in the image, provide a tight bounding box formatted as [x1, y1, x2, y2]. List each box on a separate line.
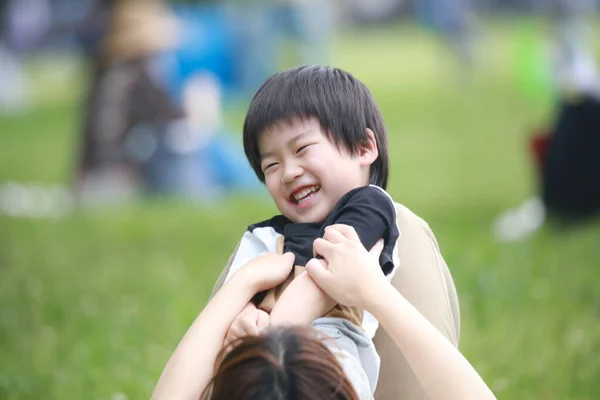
[290, 185, 320, 205]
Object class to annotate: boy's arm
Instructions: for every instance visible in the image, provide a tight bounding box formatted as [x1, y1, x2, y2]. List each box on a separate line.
[269, 270, 336, 326]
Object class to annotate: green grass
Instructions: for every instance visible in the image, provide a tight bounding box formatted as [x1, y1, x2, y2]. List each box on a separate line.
[2, 20, 600, 399]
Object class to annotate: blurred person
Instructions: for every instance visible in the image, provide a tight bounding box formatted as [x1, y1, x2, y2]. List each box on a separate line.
[228, 0, 336, 94]
[0, 0, 50, 113]
[208, 66, 461, 400]
[343, 0, 406, 23]
[3, 0, 51, 53]
[75, 0, 183, 204]
[493, 0, 600, 241]
[77, 0, 267, 204]
[143, 72, 263, 200]
[70, 0, 114, 59]
[539, 92, 600, 224]
[152, 225, 495, 400]
[544, 0, 598, 94]
[414, 0, 476, 70]
[537, 0, 600, 223]
[226, 1, 273, 94]
[0, 41, 29, 114]
[272, 0, 336, 66]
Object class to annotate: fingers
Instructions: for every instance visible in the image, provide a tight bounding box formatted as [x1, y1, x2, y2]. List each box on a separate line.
[325, 225, 383, 260]
[305, 258, 331, 285]
[224, 311, 259, 350]
[223, 329, 239, 351]
[234, 305, 259, 334]
[313, 237, 336, 259]
[369, 238, 384, 259]
[250, 251, 296, 292]
[325, 224, 361, 243]
[256, 310, 270, 333]
[241, 303, 256, 314]
[233, 318, 258, 338]
[260, 251, 295, 264]
[224, 327, 249, 351]
[323, 225, 350, 244]
[281, 252, 296, 269]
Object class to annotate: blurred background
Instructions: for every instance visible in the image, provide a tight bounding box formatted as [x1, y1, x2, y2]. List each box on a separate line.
[1, 0, 600, 398]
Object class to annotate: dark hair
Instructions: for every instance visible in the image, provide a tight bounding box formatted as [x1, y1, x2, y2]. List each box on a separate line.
[202, 326, 358, 400]
[243, 65, 389, 189]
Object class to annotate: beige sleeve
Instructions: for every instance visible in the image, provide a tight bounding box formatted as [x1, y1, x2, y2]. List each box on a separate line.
[208, 241, 241, 301]
[374, 203, 460, 400]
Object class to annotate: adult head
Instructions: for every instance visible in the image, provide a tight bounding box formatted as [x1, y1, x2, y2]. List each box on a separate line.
[203, 325, 360, 400]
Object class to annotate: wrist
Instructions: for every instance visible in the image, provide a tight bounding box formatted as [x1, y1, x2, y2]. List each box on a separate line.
[361, 278, 395, 315]
[226, 269, 258, 301]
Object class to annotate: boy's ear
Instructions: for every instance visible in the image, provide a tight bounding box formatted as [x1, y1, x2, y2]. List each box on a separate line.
[359, 128, 379, 167]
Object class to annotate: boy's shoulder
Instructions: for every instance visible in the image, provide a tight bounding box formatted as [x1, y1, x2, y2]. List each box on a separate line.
[345, 184, 392, 198]
[247, 214, 291, 235]
[330, 185, 396, 220]
[338, 185, 395, 206]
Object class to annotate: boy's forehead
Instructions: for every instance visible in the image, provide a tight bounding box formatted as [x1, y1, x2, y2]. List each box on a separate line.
[258, 118, 324, 154]
[268, 116, 320, 134]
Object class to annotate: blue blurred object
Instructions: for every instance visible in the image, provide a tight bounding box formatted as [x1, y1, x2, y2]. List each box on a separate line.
[204, 134, 263, 193]
[137, 2, 332, 202]
[166, 5, 238, 104]
[415, 0, 471, 33]
[140, 123, 263, 201]
[162, 2, 332, 103]
[136, 4, 270, 201]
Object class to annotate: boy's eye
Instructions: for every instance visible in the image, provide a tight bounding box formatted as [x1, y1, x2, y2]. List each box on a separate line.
[296, 144, 313, 154]
[263, 162, 279, 172]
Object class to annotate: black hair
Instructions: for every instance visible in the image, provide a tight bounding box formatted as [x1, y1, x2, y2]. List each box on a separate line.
[243, 65, 389, 189]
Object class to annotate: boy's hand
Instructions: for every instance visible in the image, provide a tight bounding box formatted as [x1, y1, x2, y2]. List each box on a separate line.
[224, 303, 270, 351]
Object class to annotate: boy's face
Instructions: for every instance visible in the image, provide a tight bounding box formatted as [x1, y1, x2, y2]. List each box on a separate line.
[258, 118, 375, 223]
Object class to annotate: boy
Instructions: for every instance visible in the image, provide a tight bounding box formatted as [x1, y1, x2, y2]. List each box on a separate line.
[215, 66, 460, 399]
[220, 65, 398, 393]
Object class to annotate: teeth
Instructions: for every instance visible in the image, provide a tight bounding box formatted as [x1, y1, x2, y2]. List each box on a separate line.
[293, 185, 320, 201]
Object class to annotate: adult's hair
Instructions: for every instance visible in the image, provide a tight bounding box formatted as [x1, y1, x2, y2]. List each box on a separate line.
[243, 65, 390, 189]
[202, 326, 359, 400]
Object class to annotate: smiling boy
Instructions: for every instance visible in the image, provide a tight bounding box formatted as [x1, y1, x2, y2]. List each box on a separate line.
[213, 66, 460, 399]
[224, 66, 399, 320]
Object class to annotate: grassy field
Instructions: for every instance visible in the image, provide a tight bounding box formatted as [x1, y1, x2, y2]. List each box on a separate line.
[1, 21, 600, 399]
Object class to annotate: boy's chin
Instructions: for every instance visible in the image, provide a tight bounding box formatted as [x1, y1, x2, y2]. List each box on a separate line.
[289, 208, 330, 224]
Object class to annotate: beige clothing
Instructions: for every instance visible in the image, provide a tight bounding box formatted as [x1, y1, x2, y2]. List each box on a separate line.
[209, 202, 460, 400]
[371, 203, 460, 400]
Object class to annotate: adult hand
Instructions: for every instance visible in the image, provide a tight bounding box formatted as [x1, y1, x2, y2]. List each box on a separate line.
[306, 224, 386, 309]
[234, 252, 295, 293]
[223, 303, 270, 351]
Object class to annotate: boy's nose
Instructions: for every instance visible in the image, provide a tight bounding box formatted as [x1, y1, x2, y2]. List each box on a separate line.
[281, 162, 303, 184]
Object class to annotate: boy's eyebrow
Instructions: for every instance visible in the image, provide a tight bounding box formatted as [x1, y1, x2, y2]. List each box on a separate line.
[289, 131, 311, 146]
[259, 130, 312, 159]
[259, 151, 274, 160]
